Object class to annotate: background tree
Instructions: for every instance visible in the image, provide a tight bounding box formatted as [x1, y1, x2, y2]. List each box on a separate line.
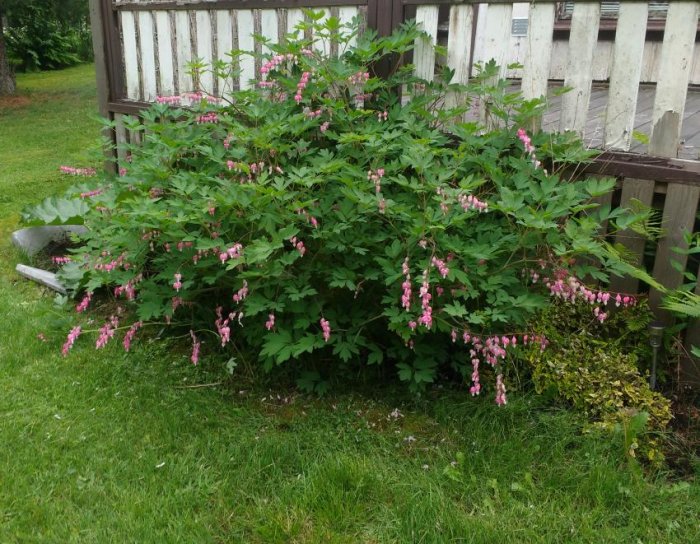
[0, 2, 17, 95]
[0, 0, 91, 94]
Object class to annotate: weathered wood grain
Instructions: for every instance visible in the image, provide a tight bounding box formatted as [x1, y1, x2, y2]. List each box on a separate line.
[604, 2, 648, 150]
[121, 11, 141, 100]
[476, 3, 512, 80]
[194, 10, 214, 93]
[649, 184, 700, 317]
[445, 5, 472, 89]
[237, 9, 255, 90]
[260, 9, 278, 55]
[414, 6, 439, 82]
[338, 6, 359, 50]
[648, 4, 700, 324]
[560, 2, 600, 135]
[609, 178, 656, 294]
[650, 1, 700, 157]
[286, 8, 304, 37]
[215, 10, 234, 96]
[155, 11, 175, 95]
[138, 11, 157, 101]
[114, 113, 129, 164]
[175, 10, 193, 93]
[521, 2, 555, 103]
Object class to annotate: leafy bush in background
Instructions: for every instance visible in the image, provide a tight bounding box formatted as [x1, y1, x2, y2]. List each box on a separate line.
[26, 15, 647, 397]
[3, 1, 92, 72]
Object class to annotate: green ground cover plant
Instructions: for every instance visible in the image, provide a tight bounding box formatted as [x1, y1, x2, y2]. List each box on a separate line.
[2, 57, 700, 544]
[527, 300, 672, 464]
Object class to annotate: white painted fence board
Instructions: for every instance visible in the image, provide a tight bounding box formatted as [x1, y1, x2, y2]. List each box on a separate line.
[559, 2, 601, 134]
[446, 6, 473, 87]
[604, 2, 648, 150]
[155, 11, 175, 95]
[650, 1, 700, 157]
[195, 10, 214, 94]
[445, 6, 473, 109]
[521, 3, 555, 101]
[216, 10, 234, 97]
[286, 8, 304, 37]
[121, 11, 140, 100]
[237, 10, 255, 90]
[470, 4, 488, 78]
[175, 10, 193, 93]
[476, 3, 513, 80]
[317, 8, 332, 57]
[338, 6, 359, 50]
[138, 11, 157, 102]
[414, 6, 439, 82]
[260, 9, 278, 54]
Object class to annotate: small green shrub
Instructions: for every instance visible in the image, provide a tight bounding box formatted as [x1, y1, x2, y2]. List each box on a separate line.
[526, 301, 672, 463]
[27, 15, 644, 396]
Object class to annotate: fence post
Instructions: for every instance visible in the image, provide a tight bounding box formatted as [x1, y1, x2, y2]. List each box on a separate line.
[89, 0, 116, 174]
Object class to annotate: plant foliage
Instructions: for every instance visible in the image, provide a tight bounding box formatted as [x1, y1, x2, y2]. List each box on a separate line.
[2, 0, 92, 71]
[525, 300, 671, 464]
[26, 15, 644, 395]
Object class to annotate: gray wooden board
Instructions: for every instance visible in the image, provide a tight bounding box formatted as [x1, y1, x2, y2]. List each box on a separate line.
[649, 183, 700, 320]
[609, 177, 656, 295]
[535, 86, 700, 156]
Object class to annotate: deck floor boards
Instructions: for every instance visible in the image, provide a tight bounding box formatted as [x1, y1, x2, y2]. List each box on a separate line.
[453, 84, 699, 160]
[541, 86, 700, 160]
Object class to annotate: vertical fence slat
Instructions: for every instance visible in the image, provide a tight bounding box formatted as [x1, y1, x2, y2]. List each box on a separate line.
[604, 2, 648, 150]
[521, 3, 555, 102]
[286, 8, 304, 36]
[216, 10, 234, 97]
[650, 1, 700, 157]
[414, 6, 439, 82]
[609, 178, 656, 294]
[138, 11, 157, 102]
[114, 113, 128, 165]
[129, 125, 142, 147]
[121, 11, 140, 100]
[313, 8, 331, 56]
[559, 2, 600, 134]
[647, 2, 700, 318]
[155, 11, 175, 96]
[237, 10, 255, 90]
[446, 6, 473, 90]
[195, 10, 214, 94]
[260, 9, 279, 54]
[477, 3, 513, 81]
[649, 186, 700, 316]
[338, 6, 359, 49]
[175, 10, 193, 93]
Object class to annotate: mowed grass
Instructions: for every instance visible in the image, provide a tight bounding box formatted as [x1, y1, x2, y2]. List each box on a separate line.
[1, 66, 700, 543]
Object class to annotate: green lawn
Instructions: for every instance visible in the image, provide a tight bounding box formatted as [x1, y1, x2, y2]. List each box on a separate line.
[1, 65, 700, 543]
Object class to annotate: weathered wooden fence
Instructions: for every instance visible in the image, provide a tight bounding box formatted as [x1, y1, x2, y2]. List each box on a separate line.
[90, 0, 700, 380]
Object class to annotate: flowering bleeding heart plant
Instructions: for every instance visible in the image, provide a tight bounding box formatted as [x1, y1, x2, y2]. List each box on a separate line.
[28, 14, 648, 397]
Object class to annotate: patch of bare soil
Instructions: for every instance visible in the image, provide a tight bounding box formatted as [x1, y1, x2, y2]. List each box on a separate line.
[666, 396, 700, 478]
[30, 240, 80, 272]
[0, 94, 31, 110]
